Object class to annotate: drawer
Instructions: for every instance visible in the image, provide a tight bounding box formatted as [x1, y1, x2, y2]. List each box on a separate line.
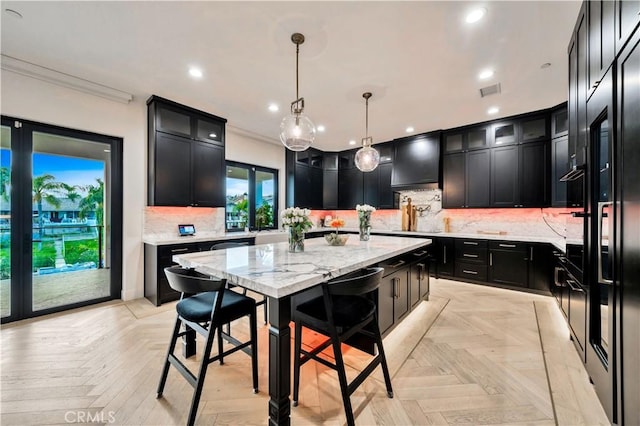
[455, 239, 488, 249]
[489, 241, 527, 252]
[158, 244, 199, 257]
[455, 262, 488, 281]
[455, 246, 487, 264]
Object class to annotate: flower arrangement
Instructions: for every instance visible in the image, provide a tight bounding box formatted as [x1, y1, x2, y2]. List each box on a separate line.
[281, 207, 313, 252]
[356, 204, 376, 241]
[325, 217, 349, 246]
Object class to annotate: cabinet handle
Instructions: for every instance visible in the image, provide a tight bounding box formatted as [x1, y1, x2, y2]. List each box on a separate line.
[413, 250, 428, 257]
[171, 248, 189, 253]
[463, 253, 479, 258]
[490, 253, 493, 266]
[499, 243, 516, 248]
[463, 269, 478, 275]
[530, 247, 534, 262]
[463, 241, 478, 246]
[443, 246, 447, 264]
[597, 201, 613, 285]
[387, 260, 406, 268]
[418, 263, 425, 279]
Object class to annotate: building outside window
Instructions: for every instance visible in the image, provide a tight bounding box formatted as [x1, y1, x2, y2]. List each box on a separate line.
[225, 161, 277, 232]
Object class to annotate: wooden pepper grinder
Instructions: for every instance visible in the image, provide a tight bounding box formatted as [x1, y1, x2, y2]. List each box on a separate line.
[402, 198, 412, 231]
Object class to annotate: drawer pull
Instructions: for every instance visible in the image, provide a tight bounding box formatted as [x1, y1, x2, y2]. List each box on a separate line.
[386, 260, 406, 268]
[463, 253, 479, 258]
[463, 269, 479, 275]
[463, 241, 478, 246]
[499, 243, 516, 248]
[171, 248, 189, 253]
[413, 250, 428, 257]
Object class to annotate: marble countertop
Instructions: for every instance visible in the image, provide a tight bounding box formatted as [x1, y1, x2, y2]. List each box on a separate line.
[313, 227, 566, 251]
[143, 230, 286, 246]
[172, 235, 432, 298]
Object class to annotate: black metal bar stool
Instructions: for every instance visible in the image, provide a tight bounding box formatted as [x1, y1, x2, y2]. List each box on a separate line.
[292, 267, 393, 426]
[156, 266, 258, 426]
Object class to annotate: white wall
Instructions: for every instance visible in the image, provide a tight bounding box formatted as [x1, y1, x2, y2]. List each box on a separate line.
[1, 71, 286, 301]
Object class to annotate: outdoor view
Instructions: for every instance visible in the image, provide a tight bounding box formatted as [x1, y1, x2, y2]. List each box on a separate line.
[1, 130, 110, 319]
[225, 164, 275, 231]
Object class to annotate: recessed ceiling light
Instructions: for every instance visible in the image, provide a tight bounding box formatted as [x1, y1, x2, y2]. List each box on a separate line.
[487, 106, 499, 115]
[406, 126, 414, 133]
[478, 69, 494, 80]
[349, 140, 357, 146]
[209, 133, 217, 138]
[541, 62, 552, 69]
[268, 103, 279, 112]
[317, 125, 325, 132]
[5, 8, 23, 19]
[188, 67, 203, 78]
[466, 8, 486, 24]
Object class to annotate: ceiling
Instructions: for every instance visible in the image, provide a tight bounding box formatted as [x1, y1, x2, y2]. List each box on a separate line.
[1, 1, 581, 152]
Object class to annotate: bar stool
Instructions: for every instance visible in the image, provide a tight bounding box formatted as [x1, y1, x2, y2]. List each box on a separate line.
[157, 266, 258, 426]
[210, 241, 268, 325]
[292, 267, 393, 426]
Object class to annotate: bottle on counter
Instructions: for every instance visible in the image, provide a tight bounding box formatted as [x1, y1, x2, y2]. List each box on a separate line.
[443, 217, 451, 233]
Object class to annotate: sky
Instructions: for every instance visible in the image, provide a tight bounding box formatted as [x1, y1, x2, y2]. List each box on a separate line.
[1, 149, 104, 194]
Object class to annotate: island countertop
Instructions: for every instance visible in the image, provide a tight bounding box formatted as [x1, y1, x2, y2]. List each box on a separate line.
[173, 235, 432, 298]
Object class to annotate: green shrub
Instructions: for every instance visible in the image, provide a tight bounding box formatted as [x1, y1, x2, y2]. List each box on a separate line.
[64, 239, 98, 265]
[32, 242, 56, 270]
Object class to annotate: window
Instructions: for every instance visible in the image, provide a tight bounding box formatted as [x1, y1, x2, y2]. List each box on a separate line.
[225, 161, 278, 232]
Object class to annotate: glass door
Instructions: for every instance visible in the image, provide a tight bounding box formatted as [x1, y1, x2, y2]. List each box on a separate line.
[1, 116, 122, 323]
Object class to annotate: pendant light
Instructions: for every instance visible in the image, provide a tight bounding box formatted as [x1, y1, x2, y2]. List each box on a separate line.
[354, 92, 380, 172]
[280, 33, 315, 151]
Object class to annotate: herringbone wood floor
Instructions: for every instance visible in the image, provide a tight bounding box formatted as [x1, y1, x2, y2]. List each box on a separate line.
[0, 279, 609, 425]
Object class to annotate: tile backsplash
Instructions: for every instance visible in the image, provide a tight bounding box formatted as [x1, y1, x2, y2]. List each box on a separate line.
[143, 206, 225, 238]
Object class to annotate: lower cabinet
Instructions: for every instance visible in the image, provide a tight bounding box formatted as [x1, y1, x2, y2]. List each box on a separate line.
[144, 238, 254, 306]
[488, 241, 528, 287]
[378, 258, 410, 334]
[435, 237, 455, 277]
[455, 239, 488, 282]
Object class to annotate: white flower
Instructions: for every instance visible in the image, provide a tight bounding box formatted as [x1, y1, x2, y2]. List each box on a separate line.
[356, 204, 376, 212]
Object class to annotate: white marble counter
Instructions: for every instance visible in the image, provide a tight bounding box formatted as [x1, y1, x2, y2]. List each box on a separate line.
[142, 230, 287, 246]
[312, 228, 566, 252]
[173, 235, 431, 298]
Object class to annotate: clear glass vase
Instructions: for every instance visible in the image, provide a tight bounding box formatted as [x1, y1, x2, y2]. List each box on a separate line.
[359, 212, 371, 241]
[288, 227, 305, 252]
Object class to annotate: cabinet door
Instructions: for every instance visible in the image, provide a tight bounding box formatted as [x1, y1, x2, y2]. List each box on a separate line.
[443, 132, 464, 153]
[323, 153, 338, 170]
[378, 276, 395, 334]
[577, 6, 589, 166]
[551, 107, 569, 137]
[588, 0, 616, 97]
[377, 163, 394, 209]
[466, 150, 491, 207]
[519, 141, 548, 207]
[153, 133, 192, 206]
[363, 167, 379, 207]
[194, 115, 224, 146]
[338, 168, 363, 209]
[467, 126, 490, 150]
[391, 133, 440, 187]
[309, 167, 324, 209]
[528, 244, 551, 291]
[323, 169, 338, 209]
[437, 238, 455, 277]
[443, 153, 465, 208]
[192, 141, 225, 207]
[489, 248, 528, 287]
[520, 115, 549, 143]
[491, 146, 518, 207]
[410, 263, 421, 307]
[492, 121, 517, 146]
[156, 104, 192, 138]
[294, 164, 310, 208]
[552, 136, 569, 206]
[393, 270, 410, 322]
[615, 0, 640, 55]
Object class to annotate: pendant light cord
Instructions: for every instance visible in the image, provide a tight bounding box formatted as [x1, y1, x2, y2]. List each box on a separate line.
[295, 42, 300, 101]
[365, 96, 369, 138]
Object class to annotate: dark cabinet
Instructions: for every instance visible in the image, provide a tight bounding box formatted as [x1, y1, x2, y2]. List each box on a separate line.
[377, 163, 394, 208]
[148, 96, 226, 207]
[323, 169, 338, 209]
[435, 237, 455, 277]
[443, 124, 490, 153]
[520, 114, 549, 143]
[391, 132, 440, 189]
[443, 150, 490, 209]
[378, 257, 410, 334]
[338, 168, 363, 209]
[466, 149, 491, 207]
[454, 239, 488, 282]
[615, 0, 640, 55]
[488, 241, 528, 288]
[528, 243, 551, 292]
[551, 105, 569, 138]
[568, 4, 588, 168]
[490, 142, 548, 208]
[588, 0, 616, 98]
[145, 243, 200, 306]
[287, 148, 324, 209]
[491, 120, 517, 147]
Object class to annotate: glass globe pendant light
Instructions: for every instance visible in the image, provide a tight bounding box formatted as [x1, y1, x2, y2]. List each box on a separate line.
[354, 92, 380, 172]
[280, 33, 315, 151]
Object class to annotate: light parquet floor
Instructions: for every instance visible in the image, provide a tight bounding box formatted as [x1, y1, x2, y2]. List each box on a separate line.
[0, 279, 609, 425]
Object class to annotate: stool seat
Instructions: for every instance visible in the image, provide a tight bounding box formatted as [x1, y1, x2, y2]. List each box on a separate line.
[177, 290, 256, 324]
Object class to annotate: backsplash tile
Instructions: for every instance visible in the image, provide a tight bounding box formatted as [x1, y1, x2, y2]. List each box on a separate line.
[143, 207, 225, 239]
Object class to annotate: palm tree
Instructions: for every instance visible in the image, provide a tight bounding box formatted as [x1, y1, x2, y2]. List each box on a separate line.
[32, 174, 69, 238]
[78, 178, 104, 224]
[0, 166, 9, 202]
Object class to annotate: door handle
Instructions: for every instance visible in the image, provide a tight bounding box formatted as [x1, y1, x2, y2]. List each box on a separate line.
[443, 246, 447, 264]
[597, 201, 613, 284]
[463, 253, 479, 258]
[463, 269, 478, 275]
[489, 252, 493, 266]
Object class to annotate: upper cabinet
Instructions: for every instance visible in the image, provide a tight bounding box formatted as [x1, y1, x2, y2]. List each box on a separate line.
[615, 0, 640, 55]
[391, 132, 441, 189]
[147, 96, 226, 207]
[443, 124, 491, 153]
[588, 0, 616, 99]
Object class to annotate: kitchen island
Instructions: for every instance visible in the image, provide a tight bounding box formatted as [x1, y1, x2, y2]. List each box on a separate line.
[173, 234, 431, 426]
